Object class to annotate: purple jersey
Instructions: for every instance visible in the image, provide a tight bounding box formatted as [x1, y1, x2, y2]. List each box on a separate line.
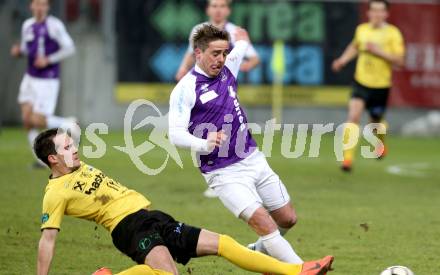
[25, 20, 59, 78]
[21, 16, 74, 79]
[188, 66, 257, 173]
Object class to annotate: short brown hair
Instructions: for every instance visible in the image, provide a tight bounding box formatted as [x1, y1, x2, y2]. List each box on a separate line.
[34, 128, 59, 167]
[193, 24, 230, 51]
[369, 0, 390, 10]
[31, 0, 51, 4]
[207, 0, 232, 6]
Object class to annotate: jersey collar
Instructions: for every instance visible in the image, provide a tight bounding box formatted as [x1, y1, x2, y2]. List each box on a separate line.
[194, 64, 213, 78]
[48, 162, 83, 182]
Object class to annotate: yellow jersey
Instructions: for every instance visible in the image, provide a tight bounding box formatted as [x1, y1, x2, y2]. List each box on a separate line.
[353, 23, 405, 88]
[40, 162, 151, 232]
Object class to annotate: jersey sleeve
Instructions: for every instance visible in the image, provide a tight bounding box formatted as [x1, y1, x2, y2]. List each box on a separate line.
[47, 17, 75, 64]
[225, 40, 250, 78]
[40, 189, 66, 231]
[168, 79, 210, 152]
[391, 28, 405, 56]
[20, 21, 28, 55]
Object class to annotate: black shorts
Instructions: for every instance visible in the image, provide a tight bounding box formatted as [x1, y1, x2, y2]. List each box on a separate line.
[111, 209, 201, 265]
[352, 81, 390, 120]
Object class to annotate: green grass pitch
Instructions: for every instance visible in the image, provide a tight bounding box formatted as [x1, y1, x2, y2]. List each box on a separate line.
[0, 128, 439, 275]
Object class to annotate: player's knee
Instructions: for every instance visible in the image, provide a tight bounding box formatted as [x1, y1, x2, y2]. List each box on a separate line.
[277, 212, 297, 229]
[30, 114, 45, 128]
[144, 246, 178, 275]
[247, 208, 278, 235]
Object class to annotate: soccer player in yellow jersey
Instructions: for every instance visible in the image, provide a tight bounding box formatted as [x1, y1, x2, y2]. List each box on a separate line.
[34, 128, 333, 275]
[332, 0, 405, 171]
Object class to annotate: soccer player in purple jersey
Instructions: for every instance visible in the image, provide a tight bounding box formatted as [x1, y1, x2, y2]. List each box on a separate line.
[10, 0, 76, 168]
[176, 0, 260, 198]
[169, 24, 306, 265]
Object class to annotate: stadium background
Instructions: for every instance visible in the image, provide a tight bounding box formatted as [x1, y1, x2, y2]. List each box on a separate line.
[1, 0, 439, 131]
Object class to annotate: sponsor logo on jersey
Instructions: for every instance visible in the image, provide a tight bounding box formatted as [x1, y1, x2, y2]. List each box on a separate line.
[41, 213, 49, 224]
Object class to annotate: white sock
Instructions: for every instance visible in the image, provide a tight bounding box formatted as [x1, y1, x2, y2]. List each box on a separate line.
[28, 129, 45, 164]
[46, 115, 72, 128]
[261, 230, 303, 264]
[27, 128, 39, 147]
[254, 226, 290, 254]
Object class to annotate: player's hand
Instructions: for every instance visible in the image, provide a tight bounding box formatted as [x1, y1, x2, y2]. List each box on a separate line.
[240, 61, 253, 72]
[10, 44, 21, 57]
[234, 27, 250, 43]
[332, 58, 345, 72]
[34, 56, 50, 68]
[207, 130, 228, 151]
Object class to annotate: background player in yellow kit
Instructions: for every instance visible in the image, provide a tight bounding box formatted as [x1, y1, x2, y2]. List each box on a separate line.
[34, 128, 333, 275]
[332, 0, 405, 171]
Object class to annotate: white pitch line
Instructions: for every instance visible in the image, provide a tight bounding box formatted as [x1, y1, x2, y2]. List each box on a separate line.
[386, 162, 433, 178]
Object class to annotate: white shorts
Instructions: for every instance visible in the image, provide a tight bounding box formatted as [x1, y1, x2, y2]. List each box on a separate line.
[18, 74, 60, 116]
[202, 150, 291, 218]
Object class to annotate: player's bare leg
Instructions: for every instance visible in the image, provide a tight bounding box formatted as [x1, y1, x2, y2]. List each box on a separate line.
[196, 229, 333, 275]
[347, 98, 365, 123]
[30, 112, 48, 128]
[20, 103, 33, 130]
[342, 98, 365, 171]
[270, 203, 297, 229]
[144, 246, 178, 275]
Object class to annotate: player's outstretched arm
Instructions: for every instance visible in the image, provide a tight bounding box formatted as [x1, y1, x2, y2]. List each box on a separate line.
[240, 55, 260, 72]
[37, 229, 58, 275]
[238, 31, 260, 72]
[234, 27, 250, 43]
[175, 52, 195, 81]
[46, 18, 75, 65]
[225, 27, 250, 78]
[332, 42, 358, 72]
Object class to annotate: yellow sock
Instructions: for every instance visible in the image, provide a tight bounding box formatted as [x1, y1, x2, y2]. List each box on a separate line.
[116, 265, 172, 275]
[342, 123, 360, 163]
[217, 235, 302, 275]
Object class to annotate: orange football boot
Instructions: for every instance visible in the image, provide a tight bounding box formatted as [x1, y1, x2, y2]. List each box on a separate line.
[300, 256, 334, 275]
[92, 267, 112, 275]
[375, 144, 387, 160]
[341, 159, 352, 172]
